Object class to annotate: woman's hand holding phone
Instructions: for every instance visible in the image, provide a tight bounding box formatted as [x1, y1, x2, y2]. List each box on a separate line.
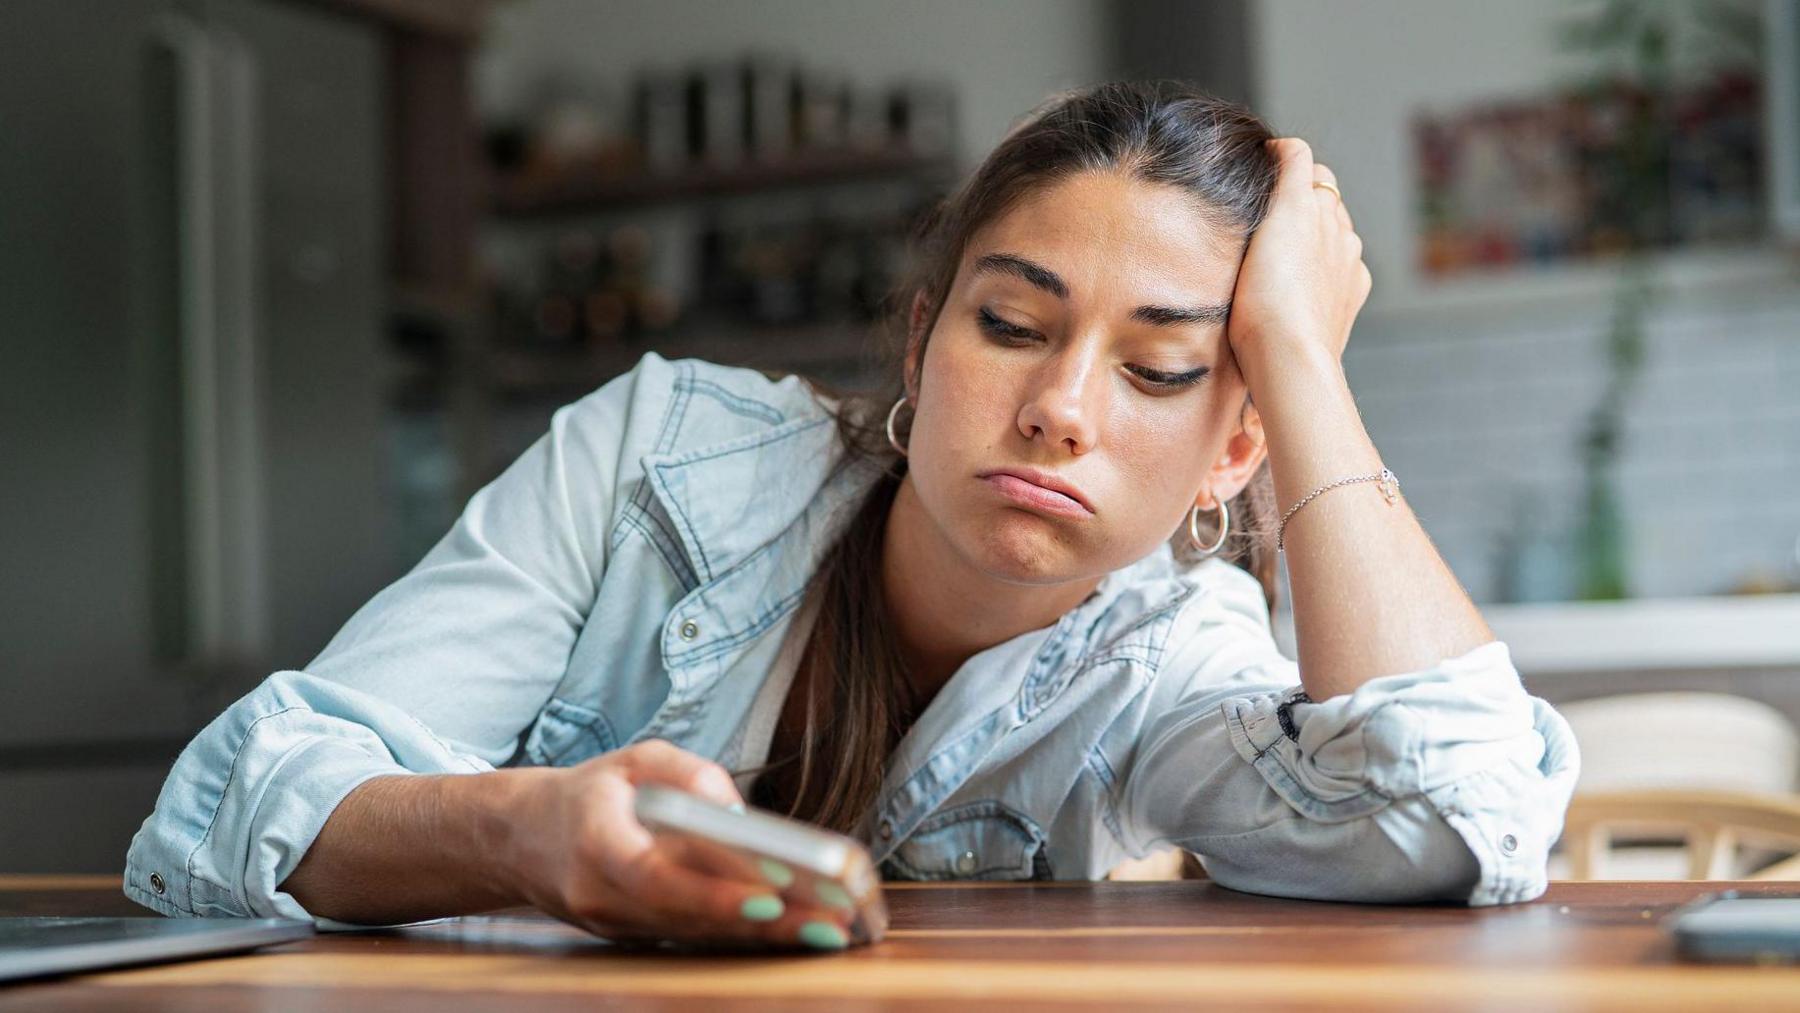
[499, 738, 856, 949]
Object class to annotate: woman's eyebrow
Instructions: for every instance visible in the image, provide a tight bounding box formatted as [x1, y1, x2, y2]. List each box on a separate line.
[1131, 303, 1231, 327]
[972, 252, 1231, 327]
[975, 252, 1069, 298]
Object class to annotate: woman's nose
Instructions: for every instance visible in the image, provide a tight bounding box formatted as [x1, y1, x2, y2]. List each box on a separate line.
[1017, 348, 1103, 454]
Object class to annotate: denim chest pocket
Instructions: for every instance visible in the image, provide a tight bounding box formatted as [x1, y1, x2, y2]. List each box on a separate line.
[884, 801, 1053, 881]
[520, 697, 618, 767]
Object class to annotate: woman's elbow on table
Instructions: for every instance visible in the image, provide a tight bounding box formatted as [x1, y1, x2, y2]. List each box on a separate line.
[1131, 640, 1581, 906]
[1216, 642, 1581, 905]
[1194, 793, 1486, 904]
[123, 670, 492, 922]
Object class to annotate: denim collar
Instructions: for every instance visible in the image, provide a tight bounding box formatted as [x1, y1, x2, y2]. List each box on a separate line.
[643, 411, 859, 586]
[644, 408, 890, 681]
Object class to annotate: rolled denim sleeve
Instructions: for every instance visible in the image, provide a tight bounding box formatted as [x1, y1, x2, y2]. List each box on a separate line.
[123, 673, 494, 925]
[1118, 564, 1580, 906]
[124, 362, 649, 925]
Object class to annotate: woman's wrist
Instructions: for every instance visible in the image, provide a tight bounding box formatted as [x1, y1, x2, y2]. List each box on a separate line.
[476, 766, 563, 905]
[1237, 338, 1348, 412]
[1243, 346, 1385, 514]
[280, 769, 539, 923]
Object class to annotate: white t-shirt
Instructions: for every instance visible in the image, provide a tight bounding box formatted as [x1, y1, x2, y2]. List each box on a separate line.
[724, 581, 824, 797]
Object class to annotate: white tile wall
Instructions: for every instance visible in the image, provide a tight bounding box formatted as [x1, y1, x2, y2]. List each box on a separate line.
[1344, 284, 1800, 602]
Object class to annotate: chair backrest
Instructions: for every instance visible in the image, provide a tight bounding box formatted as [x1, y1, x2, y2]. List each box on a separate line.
[1557, 692, 1800, 880]
[1558, 691, 1800, 796]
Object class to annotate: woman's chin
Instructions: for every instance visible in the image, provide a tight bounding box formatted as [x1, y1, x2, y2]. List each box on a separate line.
[962, 512, 1092, 585]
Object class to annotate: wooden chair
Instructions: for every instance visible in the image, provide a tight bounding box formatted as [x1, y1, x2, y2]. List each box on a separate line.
[1562, 790, 1800, 881]
[1554, 691, 1800, 881]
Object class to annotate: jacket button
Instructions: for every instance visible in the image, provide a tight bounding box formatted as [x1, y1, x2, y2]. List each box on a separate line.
[678, 621, 700, 641]
[1499, 833, 1520, 856]
[878, 819, 894, 841]
[149, 872, 166, 895]
[955, 851, 977, 874]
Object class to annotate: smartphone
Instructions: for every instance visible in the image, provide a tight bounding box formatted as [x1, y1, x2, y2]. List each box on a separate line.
[1671, 891, 1800, 964]
[633, 786, 889, 946]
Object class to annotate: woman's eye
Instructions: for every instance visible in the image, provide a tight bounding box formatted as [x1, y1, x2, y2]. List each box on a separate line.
[976, 306, 1039, 343]
[1127, 364, 1211, 390]
[977, 306, 1208, 391]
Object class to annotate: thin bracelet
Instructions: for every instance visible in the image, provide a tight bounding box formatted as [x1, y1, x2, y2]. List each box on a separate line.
[1276, 467, 1400, 552]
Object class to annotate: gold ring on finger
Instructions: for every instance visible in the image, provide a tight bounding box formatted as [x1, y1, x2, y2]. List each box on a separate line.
[1312, 179, 1342, 203]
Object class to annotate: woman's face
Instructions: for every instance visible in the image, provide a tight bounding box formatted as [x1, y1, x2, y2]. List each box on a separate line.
[904, 169, 1263, 587]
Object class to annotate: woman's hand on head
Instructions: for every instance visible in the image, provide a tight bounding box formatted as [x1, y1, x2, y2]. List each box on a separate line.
[1225, 137, 1372, 393]
[499, 738, 851, 947]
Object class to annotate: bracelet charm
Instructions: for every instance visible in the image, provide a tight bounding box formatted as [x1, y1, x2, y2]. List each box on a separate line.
[1376, 468, 1400, 505]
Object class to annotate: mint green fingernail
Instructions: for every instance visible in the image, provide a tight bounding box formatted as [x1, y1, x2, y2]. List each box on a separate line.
[740, 895, 784, 922]
[758, 858, 794, 888]
[727, 802, 747, 814]
[814, 881, 853, 911]
[798, 920, 847, 950]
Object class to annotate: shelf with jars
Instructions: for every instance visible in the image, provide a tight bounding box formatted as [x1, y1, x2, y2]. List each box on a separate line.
[395, 54, 958, 495]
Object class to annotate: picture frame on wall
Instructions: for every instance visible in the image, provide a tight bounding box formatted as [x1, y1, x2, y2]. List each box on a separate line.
[1412, 71, 1766, 277]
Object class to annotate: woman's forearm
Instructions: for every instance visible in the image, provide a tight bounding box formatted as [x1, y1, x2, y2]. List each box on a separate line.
[278, 743, 827, 944]
[278, 768, 543, 924]
[1250, 347, 1493, 700]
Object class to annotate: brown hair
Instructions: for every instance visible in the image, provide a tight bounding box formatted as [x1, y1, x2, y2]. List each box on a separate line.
[748, 80, 1284, 837]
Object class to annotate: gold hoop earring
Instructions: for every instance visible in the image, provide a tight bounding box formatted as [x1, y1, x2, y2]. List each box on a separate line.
[885, 397, 909, 456]
[1187, 499, 1229, 558]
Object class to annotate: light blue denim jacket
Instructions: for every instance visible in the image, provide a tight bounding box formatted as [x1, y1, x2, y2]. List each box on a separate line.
[125, 352, 1579, 924]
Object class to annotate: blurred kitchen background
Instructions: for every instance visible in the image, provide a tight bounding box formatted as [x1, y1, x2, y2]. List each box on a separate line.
[5, 0, 1799, 879]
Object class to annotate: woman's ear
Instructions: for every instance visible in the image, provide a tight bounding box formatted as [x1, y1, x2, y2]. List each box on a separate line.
[903, 290, 931, 401]
[1197, 399, 1268, 508]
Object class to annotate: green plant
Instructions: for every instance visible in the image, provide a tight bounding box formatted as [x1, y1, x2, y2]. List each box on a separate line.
[1555, 0, 1761, 599]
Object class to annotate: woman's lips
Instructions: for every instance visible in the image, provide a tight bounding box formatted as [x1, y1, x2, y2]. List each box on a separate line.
[980, 473, 1094, 518]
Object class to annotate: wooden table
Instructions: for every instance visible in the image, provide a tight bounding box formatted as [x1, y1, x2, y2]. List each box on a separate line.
[2, 875, 1797, 1010]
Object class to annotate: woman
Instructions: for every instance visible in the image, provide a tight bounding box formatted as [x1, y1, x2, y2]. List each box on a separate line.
[126, 81, 1578, 951]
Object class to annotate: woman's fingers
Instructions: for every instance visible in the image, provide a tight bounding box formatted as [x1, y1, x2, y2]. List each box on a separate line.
[571, 749, 744, 892]
[541, 742, 861, 950]
[655, 836, 855, 937]
[1271, 138, 1350, 231]
[574, 741, 854, 947]
[614, 844, 773, 925]
[580, 765, 656, 861]
[1269, 136, 1315, 197]
[733, 895, 857, 949]
[576, 782, 823, 943]
[1311, 162, 1354, 231]
[609, 845, 853, 948]
[619, 737, 745, 809]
